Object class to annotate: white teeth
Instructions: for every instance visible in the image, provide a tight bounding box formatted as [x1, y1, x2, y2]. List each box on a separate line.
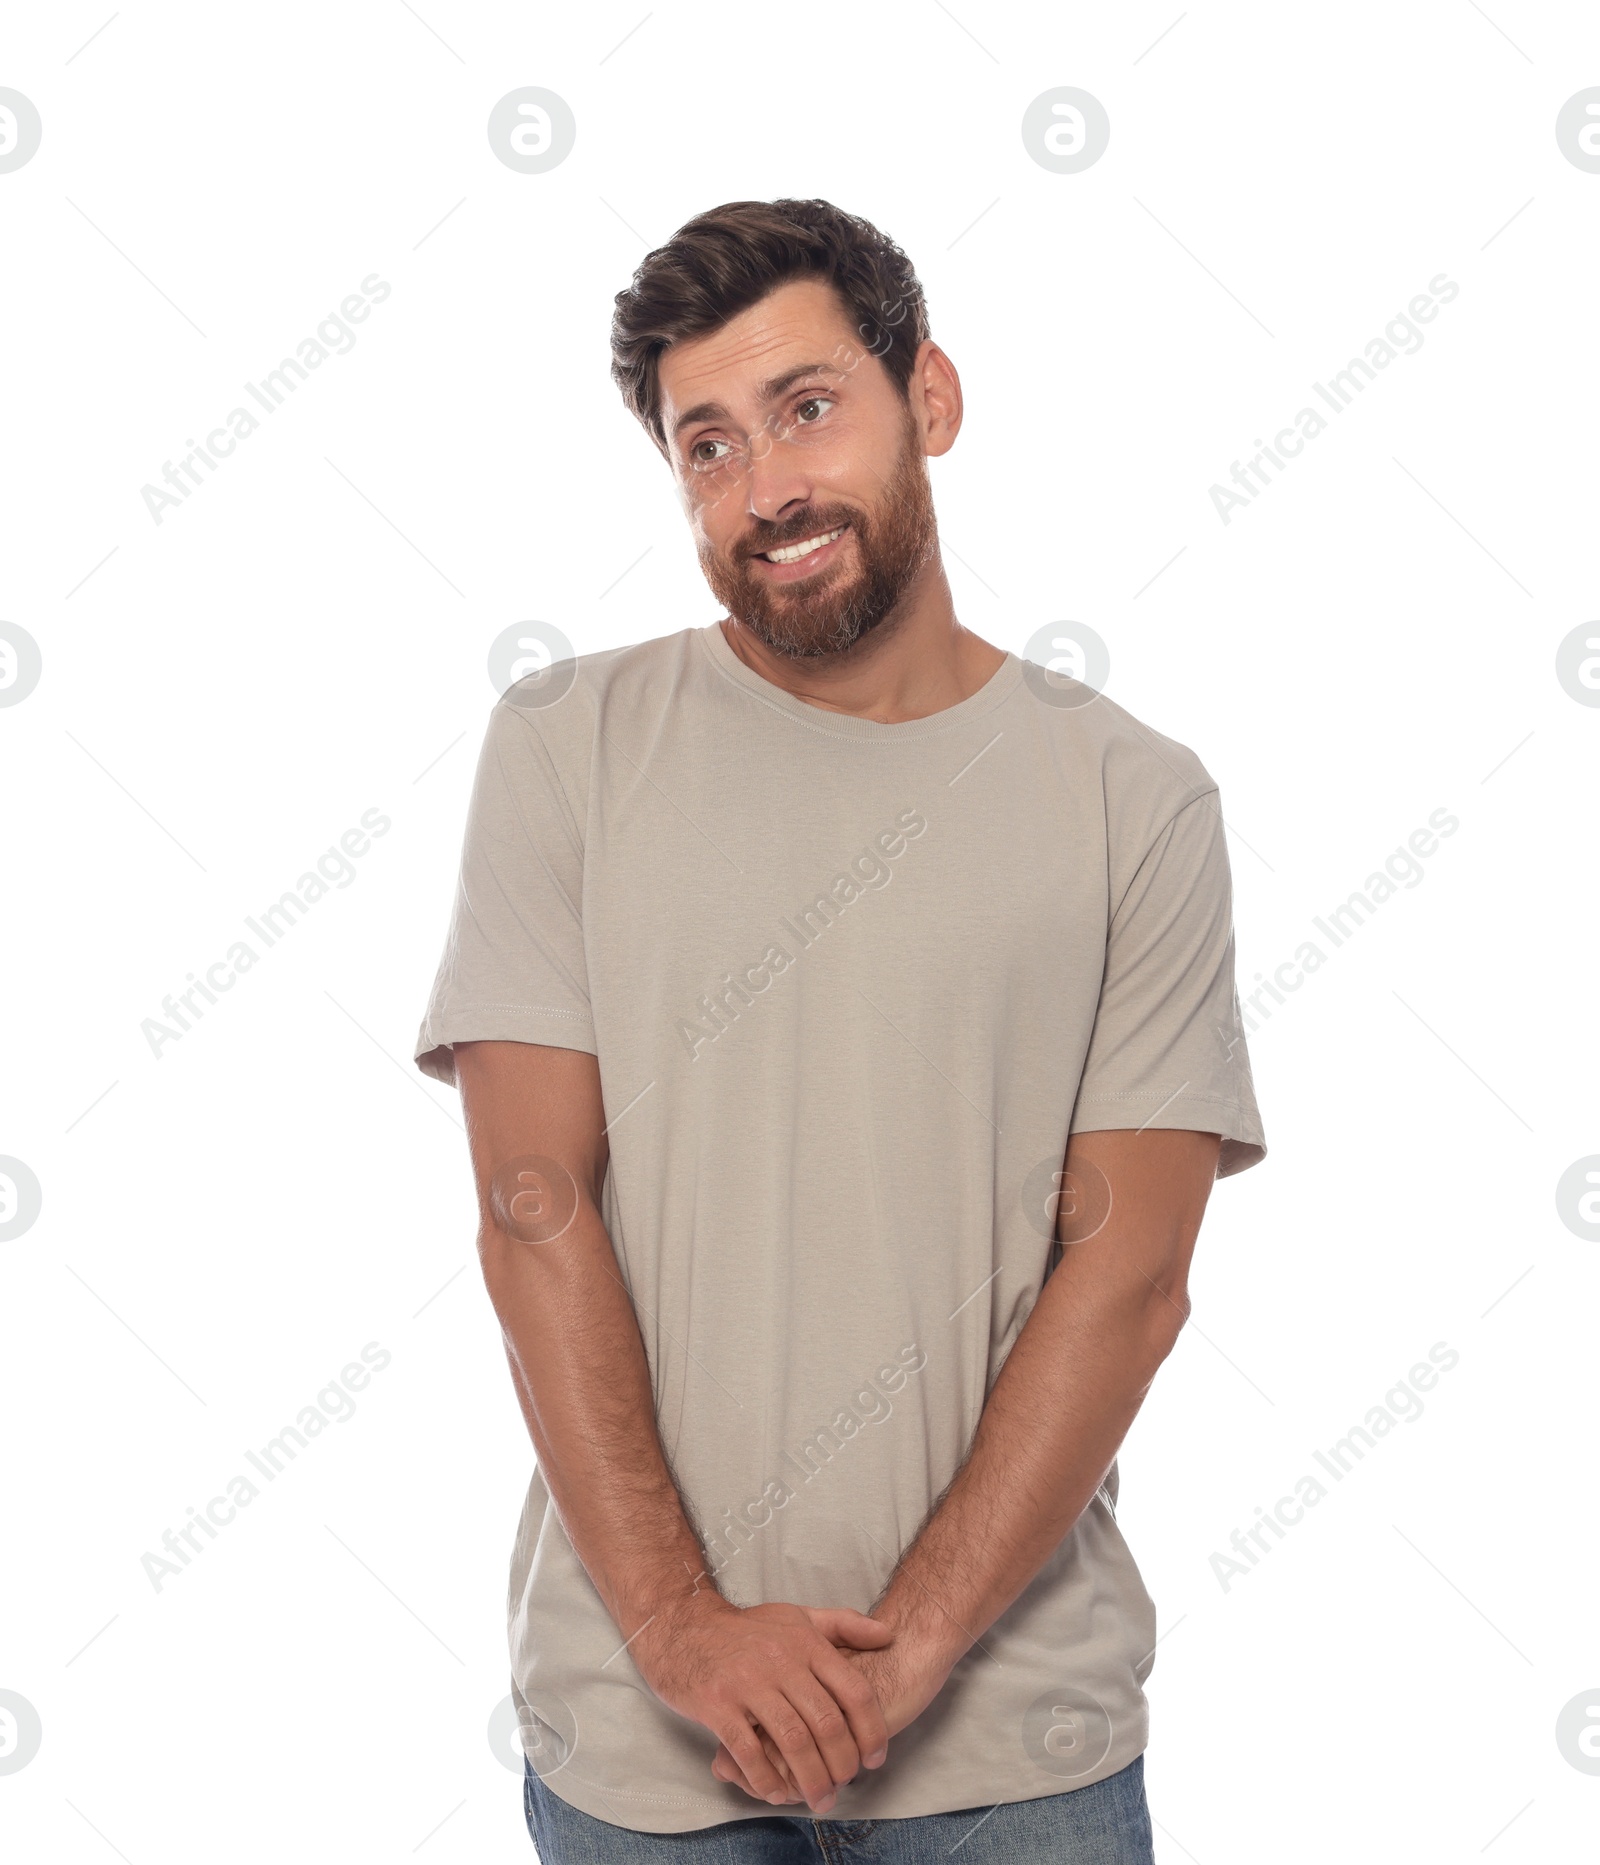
[763, 526, 844, 564]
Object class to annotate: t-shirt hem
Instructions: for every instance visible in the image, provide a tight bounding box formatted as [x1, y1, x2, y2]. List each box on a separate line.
[1070, 1088, 1252, 1122]
[1069, 1090, 1266, 1178]
[414, 1005, 598, 1086]
[529, 1733, 1151, 1833]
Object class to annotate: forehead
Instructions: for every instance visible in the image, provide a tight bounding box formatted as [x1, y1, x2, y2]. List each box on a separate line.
[657, 277, 869, 431]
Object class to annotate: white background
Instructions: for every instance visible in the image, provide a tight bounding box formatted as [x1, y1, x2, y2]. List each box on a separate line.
[2, 2, 1597, 1860]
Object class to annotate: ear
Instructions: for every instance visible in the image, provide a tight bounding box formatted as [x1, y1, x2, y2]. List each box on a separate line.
[909, 340, 963, 459]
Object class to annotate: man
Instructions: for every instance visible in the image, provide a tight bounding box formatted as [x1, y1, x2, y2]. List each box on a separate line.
[414, 197, 1266, 1860]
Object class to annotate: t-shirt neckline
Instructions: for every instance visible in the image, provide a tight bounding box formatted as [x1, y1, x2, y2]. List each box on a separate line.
[697, 619, 1023, 741]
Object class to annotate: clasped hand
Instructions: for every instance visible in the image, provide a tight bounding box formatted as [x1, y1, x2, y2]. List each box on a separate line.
[631, 1596, 948, 1814]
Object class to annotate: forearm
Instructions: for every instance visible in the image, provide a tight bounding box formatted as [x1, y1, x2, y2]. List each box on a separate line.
[867, 1129, 1216, 1666]
[481, 1202, 723, 1643]
[459, 1040, 893, 1816]
[871, 1274, 1183, 1667]
[709, 1268, 1187, 1796]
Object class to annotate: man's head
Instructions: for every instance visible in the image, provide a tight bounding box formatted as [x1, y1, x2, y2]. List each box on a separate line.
[610, 199, 956, 661]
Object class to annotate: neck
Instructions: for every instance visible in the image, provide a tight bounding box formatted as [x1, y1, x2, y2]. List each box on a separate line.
[720, 558, 1006, 725]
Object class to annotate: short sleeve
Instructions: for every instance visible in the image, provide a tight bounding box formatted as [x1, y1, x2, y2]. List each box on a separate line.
[413, 699, 595, 1088]
[1069, 788, 1266, 1178]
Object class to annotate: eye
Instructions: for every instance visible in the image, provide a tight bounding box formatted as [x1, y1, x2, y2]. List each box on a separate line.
[793, 395, 835, 425]
[689, 437, 733, 468]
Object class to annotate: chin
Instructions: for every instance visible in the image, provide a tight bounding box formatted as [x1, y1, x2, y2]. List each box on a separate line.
[747, 605, 890, 662]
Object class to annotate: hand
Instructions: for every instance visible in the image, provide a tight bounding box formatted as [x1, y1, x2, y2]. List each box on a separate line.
[630, 1596, 894, 1814]
[710, 1621, 954, 1803]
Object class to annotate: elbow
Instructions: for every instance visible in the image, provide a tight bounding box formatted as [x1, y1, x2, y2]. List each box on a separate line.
[1139, 1273, 1191, 1368]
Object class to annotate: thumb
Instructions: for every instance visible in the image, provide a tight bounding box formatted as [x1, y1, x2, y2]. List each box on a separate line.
[803, 1606, 894, 1649]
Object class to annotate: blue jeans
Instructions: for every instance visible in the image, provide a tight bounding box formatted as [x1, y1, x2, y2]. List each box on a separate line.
[523, 1752, 1154, 1862]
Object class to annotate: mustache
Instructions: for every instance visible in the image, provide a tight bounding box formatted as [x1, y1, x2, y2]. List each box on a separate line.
[738, 516, 854, 559]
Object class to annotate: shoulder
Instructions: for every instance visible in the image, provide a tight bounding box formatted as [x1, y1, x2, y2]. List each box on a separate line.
[1021, 672, 1220, 843]
[491, 626, 696, 762]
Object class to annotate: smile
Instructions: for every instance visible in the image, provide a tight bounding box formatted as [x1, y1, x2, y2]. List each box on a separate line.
[760, 525, 847, 564]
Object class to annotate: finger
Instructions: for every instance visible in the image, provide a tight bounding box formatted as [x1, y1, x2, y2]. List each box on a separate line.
[713, 1738, 798, 1802]
[750, 1690, 836, 1812]
[710, 1744, 761, 1800]
[804, 1607, 894, 1650]
[714, 1712, 792, 1806]
[780, 1665, 865, 1791]
[755, 1731, 801, 1799]
[811, 1643, 889, 1768]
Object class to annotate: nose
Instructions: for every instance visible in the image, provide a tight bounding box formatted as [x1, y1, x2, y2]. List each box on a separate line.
[745, 427, 816, 527]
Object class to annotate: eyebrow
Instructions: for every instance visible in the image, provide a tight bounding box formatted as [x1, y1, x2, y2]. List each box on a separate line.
[669, 362, 844, 447]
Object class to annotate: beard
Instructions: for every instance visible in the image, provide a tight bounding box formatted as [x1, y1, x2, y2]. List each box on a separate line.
[695, 407, 938, 662]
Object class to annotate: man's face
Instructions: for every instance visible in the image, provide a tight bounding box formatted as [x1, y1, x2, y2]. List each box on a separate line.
[656, 277, 939, 661]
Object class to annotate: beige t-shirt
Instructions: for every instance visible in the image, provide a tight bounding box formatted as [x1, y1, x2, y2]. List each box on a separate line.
[414, 621, 1265, 1832]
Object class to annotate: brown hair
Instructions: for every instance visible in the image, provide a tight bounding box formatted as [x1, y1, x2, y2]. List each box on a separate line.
[610, 198, 930, 455]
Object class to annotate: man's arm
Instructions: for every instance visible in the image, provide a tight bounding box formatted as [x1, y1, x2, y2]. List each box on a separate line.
[452, 1037, 891, 1813]
[713, 1124, 1219, 1796]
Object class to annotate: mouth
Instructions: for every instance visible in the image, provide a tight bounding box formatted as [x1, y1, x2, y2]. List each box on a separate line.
[750, 524, 849, 580]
